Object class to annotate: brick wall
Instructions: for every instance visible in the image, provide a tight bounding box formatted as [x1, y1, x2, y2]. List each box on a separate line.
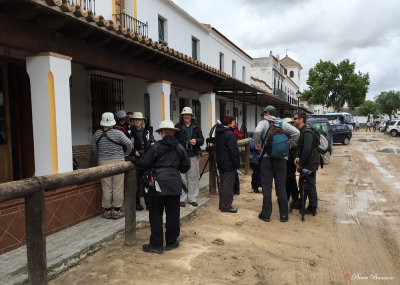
[73, 145, 98, 169]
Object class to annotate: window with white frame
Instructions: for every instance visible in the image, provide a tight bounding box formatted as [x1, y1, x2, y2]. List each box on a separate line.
[219, 52, 224, 72]
[158, 16, 167, 45]
[232, 60, 236, 78]
[192, 37, 199, 60]
[242, 66, 246, 81]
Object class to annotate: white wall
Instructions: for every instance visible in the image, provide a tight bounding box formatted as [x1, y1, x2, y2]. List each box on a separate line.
[94, 0, 113, 21]
[137, 0, 210, 61]
[208, 30, 252, 84]
[124, 76, 147, 115]
[70, 63, 91, 146]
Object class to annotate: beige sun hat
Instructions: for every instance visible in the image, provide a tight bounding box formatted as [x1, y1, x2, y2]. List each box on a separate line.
[155, 120, 179, 133]
[100, 112, 116, 127]
[181, 107, 193, 116]
[282, 117, 293, 123]
[132, 112, 145, 120]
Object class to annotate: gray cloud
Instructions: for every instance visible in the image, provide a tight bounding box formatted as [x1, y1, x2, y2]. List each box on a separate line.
[173, 0, 400, 100]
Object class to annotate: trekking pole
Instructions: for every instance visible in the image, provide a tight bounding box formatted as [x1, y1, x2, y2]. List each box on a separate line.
[301, 176, 305, 222]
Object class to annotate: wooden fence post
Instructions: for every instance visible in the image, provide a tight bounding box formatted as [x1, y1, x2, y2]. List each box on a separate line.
[25, 189, 47, 285]
[124, 169, 137, 245]
[244, 144, 250, 175]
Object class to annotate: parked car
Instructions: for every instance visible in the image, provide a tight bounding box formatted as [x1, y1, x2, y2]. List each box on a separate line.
[306, 118, 333, 165]
[386, 120, 400, 137]
[378, 120, 388, 132]
[382, 120, 391, 133]
[331, 124, 352, 144]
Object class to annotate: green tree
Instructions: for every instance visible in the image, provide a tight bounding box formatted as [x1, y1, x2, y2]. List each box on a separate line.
[375, 90, 400, 120]
[302, 59, 370, 111]
[359, 101, 380, 119]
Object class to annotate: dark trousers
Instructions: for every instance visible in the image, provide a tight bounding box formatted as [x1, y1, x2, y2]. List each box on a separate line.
[299, 164, 318, 209]
[233, 171, 240, 195]
[219, 170, 235, 210]
[250, 163, 261, 190]
[286, 155, 298, 200]
[149, 195, 180, 247]
[260, 157, 288, 219]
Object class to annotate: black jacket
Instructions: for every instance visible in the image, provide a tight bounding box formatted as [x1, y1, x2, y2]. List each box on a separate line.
[175, 118, 204, 156]
[144, 135, 190, 196]
[215, 124, 240, 172]
[130, 127, 149, 156]
[297, 126, 320, 168]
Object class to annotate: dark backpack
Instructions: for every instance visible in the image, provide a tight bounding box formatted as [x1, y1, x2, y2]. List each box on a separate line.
[264, 122, 289, 158]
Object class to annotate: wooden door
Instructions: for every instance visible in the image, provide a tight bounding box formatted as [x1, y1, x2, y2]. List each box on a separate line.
[0, 63, 13, 183]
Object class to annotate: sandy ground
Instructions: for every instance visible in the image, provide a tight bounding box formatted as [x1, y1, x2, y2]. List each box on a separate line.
[51, 131, 400, 285]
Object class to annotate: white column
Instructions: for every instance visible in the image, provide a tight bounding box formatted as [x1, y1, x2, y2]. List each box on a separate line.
[199, 92, 216, 144]
[26, 52, 72, 176]
[147, 80, 171, 140]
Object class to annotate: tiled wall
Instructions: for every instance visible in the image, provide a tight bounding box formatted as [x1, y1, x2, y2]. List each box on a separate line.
[0, 182, 102, 254]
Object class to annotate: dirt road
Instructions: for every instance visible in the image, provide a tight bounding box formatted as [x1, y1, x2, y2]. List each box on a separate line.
[51, 131, 400, 285]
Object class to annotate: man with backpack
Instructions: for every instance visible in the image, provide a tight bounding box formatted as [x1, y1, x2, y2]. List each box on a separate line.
[293, 111, 319, 216]
[254, 106, 300, 222]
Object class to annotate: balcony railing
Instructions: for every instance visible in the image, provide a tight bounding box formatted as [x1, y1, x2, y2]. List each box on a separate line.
[113, 13, 149, 38]
[273, 88, 287, 101]
[68, 0, 96, 14]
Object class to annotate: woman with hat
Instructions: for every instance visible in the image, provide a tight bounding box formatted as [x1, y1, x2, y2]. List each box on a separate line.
[130, 112, 154, 211]
[91, 112, 133, 219]
[142, 120, 190, 254]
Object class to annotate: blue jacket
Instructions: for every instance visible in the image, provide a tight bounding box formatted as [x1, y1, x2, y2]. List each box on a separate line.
[250, 138, 262, 164]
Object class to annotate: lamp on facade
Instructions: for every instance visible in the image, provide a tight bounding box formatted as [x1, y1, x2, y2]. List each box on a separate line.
[296, 90, 301, 112]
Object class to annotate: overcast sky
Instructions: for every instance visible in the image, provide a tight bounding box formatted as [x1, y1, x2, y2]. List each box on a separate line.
[174, 0, 400, 100]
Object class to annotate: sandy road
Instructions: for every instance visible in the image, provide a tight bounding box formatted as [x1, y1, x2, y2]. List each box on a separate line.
[51, 131, 400, 285]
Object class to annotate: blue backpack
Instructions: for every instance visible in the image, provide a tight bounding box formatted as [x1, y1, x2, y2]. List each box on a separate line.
[264, 122, 289, 158]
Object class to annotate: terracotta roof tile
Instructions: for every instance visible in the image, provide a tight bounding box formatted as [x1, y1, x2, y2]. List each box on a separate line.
[279, 55, 302, 69]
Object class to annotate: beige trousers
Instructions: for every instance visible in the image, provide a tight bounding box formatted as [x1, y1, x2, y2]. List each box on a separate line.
[99, 159, 125, 208]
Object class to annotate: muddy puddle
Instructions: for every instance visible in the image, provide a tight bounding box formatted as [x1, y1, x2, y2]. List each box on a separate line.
[377, 148, 400, 154]
[358, 138, 380, 142]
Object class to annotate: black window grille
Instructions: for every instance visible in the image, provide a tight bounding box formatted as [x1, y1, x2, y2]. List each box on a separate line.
[90, 74, 124, 132]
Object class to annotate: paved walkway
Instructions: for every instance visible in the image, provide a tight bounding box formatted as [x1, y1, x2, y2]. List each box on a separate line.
[0, 173, 211, 285]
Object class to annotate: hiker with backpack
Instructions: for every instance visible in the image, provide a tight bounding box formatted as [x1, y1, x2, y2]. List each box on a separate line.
[293, 111, 319, 216]
[253, 106, 300, 222]
[91, 112, 133, 219]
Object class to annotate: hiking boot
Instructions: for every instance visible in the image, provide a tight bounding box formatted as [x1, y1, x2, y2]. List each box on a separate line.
[280, 216, 289, 222]
[220, 207, 237, 213]
[190, 202, 198, 207]
[165, 240, 180, 251]
[112, 209, 124, 219]
[258, 212, 270, 222]
[179, 202, 186, 207]
[290, 199, 301, 210]
[142, 244, 163, 254]
[102, 210, 113, 219]
[136, 204, 144, 211]
[253, 188, 260, 193]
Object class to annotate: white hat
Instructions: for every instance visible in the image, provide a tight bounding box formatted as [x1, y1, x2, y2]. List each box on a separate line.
[116, 110, 127, 119]
[181, 107, 193, 116]
[155, 120, 179, 132]
[100, 112, 116, 127]
[132, 112, 145, 120]
[282, 117, 293, 123]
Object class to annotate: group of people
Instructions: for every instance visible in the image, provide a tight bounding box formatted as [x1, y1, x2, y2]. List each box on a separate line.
[91, 107, 204, 253]
[91, 104, 320, 254]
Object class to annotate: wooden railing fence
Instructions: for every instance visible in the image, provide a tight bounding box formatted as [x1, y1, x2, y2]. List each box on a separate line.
[0, 162, 137, 285]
